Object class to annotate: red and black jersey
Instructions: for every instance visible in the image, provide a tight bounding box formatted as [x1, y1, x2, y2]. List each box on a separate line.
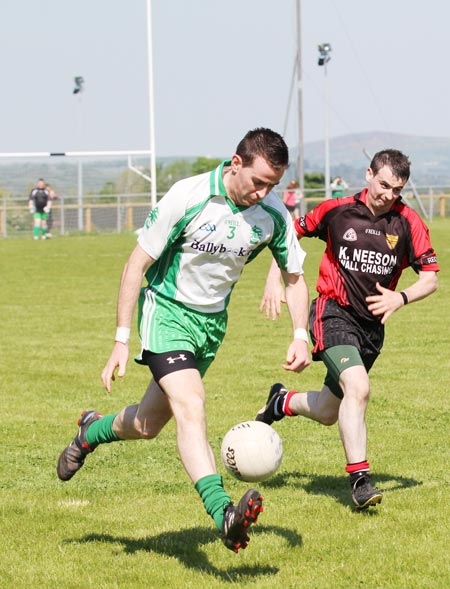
[294, 189, 439, 322]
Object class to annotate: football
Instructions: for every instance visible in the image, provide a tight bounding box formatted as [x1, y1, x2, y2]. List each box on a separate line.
[220, 420, 283, 482]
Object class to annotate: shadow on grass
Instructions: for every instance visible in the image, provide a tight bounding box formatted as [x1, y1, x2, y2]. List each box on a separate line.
[262, 471, 422, 510]
[68, 524, 301, 581]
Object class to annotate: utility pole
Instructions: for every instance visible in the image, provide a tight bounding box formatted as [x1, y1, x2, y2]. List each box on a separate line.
[295, 0, 305, 212]
[146, 0, 157, 209]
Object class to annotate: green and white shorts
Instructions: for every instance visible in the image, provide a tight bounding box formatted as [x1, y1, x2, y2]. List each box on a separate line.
[135, 286, 228, 378]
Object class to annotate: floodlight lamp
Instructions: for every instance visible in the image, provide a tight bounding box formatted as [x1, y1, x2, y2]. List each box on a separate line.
[73, 76, 85, 95]
[317, 43, 332, 66]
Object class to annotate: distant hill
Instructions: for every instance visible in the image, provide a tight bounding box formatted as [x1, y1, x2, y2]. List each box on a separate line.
[1, 131, 450, 196]
[298, 131, 450, 186]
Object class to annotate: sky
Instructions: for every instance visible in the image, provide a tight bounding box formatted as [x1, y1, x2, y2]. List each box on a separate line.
[1, 0, 450, 159]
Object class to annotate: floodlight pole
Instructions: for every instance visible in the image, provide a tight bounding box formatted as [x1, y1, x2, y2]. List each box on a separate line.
[75, 82, 84, 230]
[77, 158, 83, 230]
[324, 59, 331, 200]
[318, 43, 332, 199]
[295, 0, 305, 213]
[146, 0, 157, 208]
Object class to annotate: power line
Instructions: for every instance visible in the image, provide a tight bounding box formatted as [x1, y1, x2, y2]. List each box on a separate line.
[330, 0, 390, 129]
[301, 68, 369, 152]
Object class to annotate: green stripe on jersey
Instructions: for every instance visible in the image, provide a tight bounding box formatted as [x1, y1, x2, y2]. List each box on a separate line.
[146, 197, 213, 298]
[210, 160, 230, 197]
[260, 201, 290, 270]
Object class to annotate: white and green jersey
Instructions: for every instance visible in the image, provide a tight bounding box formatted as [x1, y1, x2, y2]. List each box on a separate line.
[138, 160, 306, 313]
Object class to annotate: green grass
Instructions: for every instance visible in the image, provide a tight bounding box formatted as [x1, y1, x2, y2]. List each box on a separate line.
[1, 221, 449, 588]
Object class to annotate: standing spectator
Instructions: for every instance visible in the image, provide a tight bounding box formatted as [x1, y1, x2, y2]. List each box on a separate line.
[283, 179, 301, 220]
[330, 176, 349, 199]
[28, 179, 51, 240]
[45, 183, 57, 238]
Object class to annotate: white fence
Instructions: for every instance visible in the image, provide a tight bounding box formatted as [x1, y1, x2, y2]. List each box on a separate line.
[2, 188, 450, 238]
[1, 193, 152, 238]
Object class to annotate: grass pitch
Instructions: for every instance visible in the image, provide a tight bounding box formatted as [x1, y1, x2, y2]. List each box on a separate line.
[1, 220, 449, 588]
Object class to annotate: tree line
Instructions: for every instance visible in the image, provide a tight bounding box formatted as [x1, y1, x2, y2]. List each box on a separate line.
[99, 157, 326, 198]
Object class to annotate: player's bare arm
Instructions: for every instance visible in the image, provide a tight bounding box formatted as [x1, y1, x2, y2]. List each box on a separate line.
[101, 244, 154, 392]
[281, 270, 310, 373]
[259, 257, 285, 320]
[366, 271, 438, 324]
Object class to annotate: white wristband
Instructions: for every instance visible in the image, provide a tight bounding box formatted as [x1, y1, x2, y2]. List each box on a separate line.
[294, 328, 309, 343]
[115, 326, 130, 344]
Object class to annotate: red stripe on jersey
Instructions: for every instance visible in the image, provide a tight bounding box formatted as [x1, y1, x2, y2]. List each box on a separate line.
[317, 260, 349, 306]
[294, 197, 348, 237]
[312, 295, 327, 354]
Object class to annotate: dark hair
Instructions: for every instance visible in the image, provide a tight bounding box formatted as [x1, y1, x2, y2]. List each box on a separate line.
[236, 127, 289, 169]
[370, 149, 411, 181]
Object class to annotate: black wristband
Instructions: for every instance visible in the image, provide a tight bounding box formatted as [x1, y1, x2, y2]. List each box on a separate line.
[400, 291, 408, 305]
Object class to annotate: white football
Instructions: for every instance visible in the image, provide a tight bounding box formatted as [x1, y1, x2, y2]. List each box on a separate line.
[220, 420, 283, 482]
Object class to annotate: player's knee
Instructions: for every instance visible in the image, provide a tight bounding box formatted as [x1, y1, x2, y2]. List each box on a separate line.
[353, 385, 370, 403]
[131, 417, 161, 439]
[342, 384, 370, 407]
[134, 422, 159, 439]
[313, 387, 340, 425]
[172, 392, 206, 425]
[139, 429, 158, 440]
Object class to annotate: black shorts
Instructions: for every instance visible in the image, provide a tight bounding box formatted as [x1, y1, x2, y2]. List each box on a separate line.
[140, 349, 198, 383]
[309, 296, 384, 398]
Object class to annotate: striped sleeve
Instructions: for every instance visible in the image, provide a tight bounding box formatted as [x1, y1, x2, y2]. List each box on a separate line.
[399, 205, 440, 273]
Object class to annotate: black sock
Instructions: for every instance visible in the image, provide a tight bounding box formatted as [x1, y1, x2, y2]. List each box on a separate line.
[346, 460, 370, 485]
[274, 394, 286, 416]
[350, 471, 370, 486]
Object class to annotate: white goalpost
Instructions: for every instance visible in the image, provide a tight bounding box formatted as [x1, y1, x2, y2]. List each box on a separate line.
[0, 150, 153, 233]
[0, 149, 158, 238]
[0, 0, 158, 236]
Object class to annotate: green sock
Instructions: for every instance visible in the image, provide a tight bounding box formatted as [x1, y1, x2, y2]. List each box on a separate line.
[195, 473, 231, 531]
[42, 227, 47, 237]
[33, 226, 39, 238]
[85, 413, 120, 446]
